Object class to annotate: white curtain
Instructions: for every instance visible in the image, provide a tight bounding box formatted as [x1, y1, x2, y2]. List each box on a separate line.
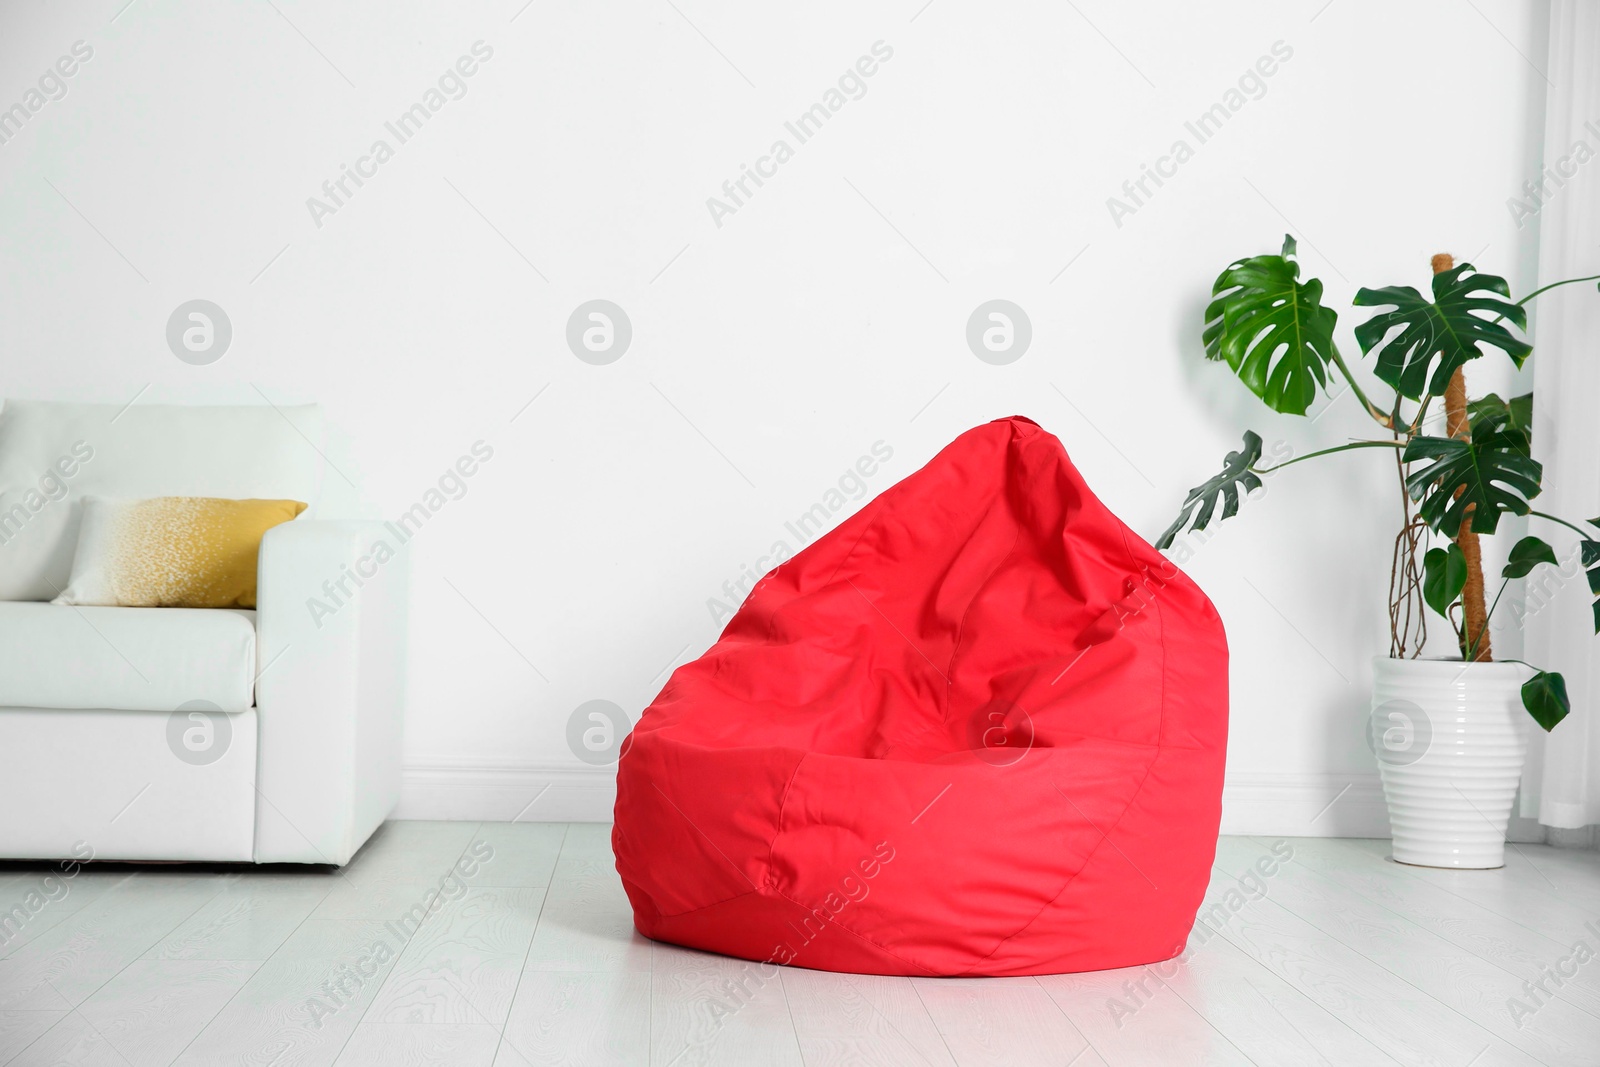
[1522, 0, 1600, 835]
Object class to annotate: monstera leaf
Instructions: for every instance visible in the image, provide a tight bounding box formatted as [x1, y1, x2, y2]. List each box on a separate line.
[1156, 431, 1263, 549]
[1203, 235, 1338, 416]
[1467, 392, 1534, 453]
[1422, 543, 1466, 617]
[1502, 535, 1558, 579]
[1522, 670, 1570, 732]
[1353, 264, 1531, 400]
[1403, 422, 1542, 537]
[1582, 526, 1600, 634]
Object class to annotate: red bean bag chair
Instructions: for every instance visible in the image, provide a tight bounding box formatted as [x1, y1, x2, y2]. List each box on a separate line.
[612, 416, 1227, 976]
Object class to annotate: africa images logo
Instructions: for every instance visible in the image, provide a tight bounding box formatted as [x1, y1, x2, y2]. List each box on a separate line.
[705, 441, 894, 626]
[0, 40, 93, 148]
[1105, 40, 1293, 229]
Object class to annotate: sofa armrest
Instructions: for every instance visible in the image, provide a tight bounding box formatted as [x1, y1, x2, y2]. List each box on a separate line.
[253, 520, 409, 864]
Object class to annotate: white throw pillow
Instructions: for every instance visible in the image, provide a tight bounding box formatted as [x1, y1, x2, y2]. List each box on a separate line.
[0, 400, 323, 601]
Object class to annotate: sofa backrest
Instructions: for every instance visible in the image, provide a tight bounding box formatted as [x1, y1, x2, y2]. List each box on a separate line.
[0, 400, 323, 601]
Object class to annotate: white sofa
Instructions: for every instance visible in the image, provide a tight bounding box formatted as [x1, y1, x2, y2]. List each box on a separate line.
[0, 400, 407, 864]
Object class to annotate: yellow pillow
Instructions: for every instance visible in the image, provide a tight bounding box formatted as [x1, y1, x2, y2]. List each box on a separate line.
[53, 496, 307, 608]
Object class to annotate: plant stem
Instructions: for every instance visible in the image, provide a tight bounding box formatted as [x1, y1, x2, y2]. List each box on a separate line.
[1497, 657, 1543, 681]
[1529, 510, 1592, 539]
[1328, 343, 1395, 429]
[1515, 273, 1600, 308]
[1406, 393, 1435, 437]
[1488, 274, 1600, 326]
[1249, 439, 1403, 475]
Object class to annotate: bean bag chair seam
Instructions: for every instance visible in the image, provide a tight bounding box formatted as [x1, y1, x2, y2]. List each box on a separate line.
[823, 504, 885, 590]
[767, 886, 945, 976]
[759, 772, 1164, 977]
[950, 762, 1163, 976]
[681, 770, 1163, 977]
[751, 507, 885, 687]
[753, 493, 890, 650]
[762, 752, 811, 889]
[634, 881, 946, 977]
[759, 771, 1156, 978]
[1116, 522, 1171, 750]
[636, 778, 777, 916]
[632, 884, 760, 924]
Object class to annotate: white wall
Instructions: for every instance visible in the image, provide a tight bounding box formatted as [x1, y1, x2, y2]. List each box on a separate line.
[0, 0, 1549, 831]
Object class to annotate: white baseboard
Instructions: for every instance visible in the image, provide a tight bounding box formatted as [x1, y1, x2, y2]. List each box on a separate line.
[396, 759, 617, 822]
[398, 761, 1399, 839]
[1219, 772, 1390, 838]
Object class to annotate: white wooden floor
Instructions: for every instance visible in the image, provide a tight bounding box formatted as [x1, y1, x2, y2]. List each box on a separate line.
[1, 824, 1597, 1066]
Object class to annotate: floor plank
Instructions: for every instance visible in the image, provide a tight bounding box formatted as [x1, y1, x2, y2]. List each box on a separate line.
[143, 873, 335, 961]
[522, 825, 651, 974]
[0, 1010, 66, 1064]
[651, 943, 804, 1067]
[0, 874, 225, 1010]
[910, 975, 1094, 1067]
[783, 968, 958, 1067]
[1166, 921, 1402, 1065]
[308, 821, 487, 922]
[333, 1022, 501, 1066]
[1040, 961, 1259, 1066]
[343, 821, 485, 885]
[1216, 836, 1600, 1066]
[1273, 836, 1600, 1018]
[1207, 838, 1548, 1067]
[0, 872, 130, 961]
[364, 886, 546, 1026]
[170, 920, 410, 1067]
[6, 1010, 127, 1067]
[1346, 837, 1600, 946]
[465, 824, 566, 889]
[0, 826, 1595, 1066]
[70, 959, 261, 1066]
[498, 971, 651, 1066]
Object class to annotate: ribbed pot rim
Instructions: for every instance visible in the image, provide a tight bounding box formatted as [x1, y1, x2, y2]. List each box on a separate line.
[1372, 656, 1532, 680]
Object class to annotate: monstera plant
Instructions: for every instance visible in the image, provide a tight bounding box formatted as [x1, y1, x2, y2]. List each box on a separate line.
[1160, 236, 1600, 733]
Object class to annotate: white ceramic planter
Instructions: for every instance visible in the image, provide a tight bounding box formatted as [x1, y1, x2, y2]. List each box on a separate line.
[1370, 657, 1530, 869]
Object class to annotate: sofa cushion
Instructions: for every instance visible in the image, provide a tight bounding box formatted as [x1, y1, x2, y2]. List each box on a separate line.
[0, 602, 255, 712]
[0, 400, 322, 601]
